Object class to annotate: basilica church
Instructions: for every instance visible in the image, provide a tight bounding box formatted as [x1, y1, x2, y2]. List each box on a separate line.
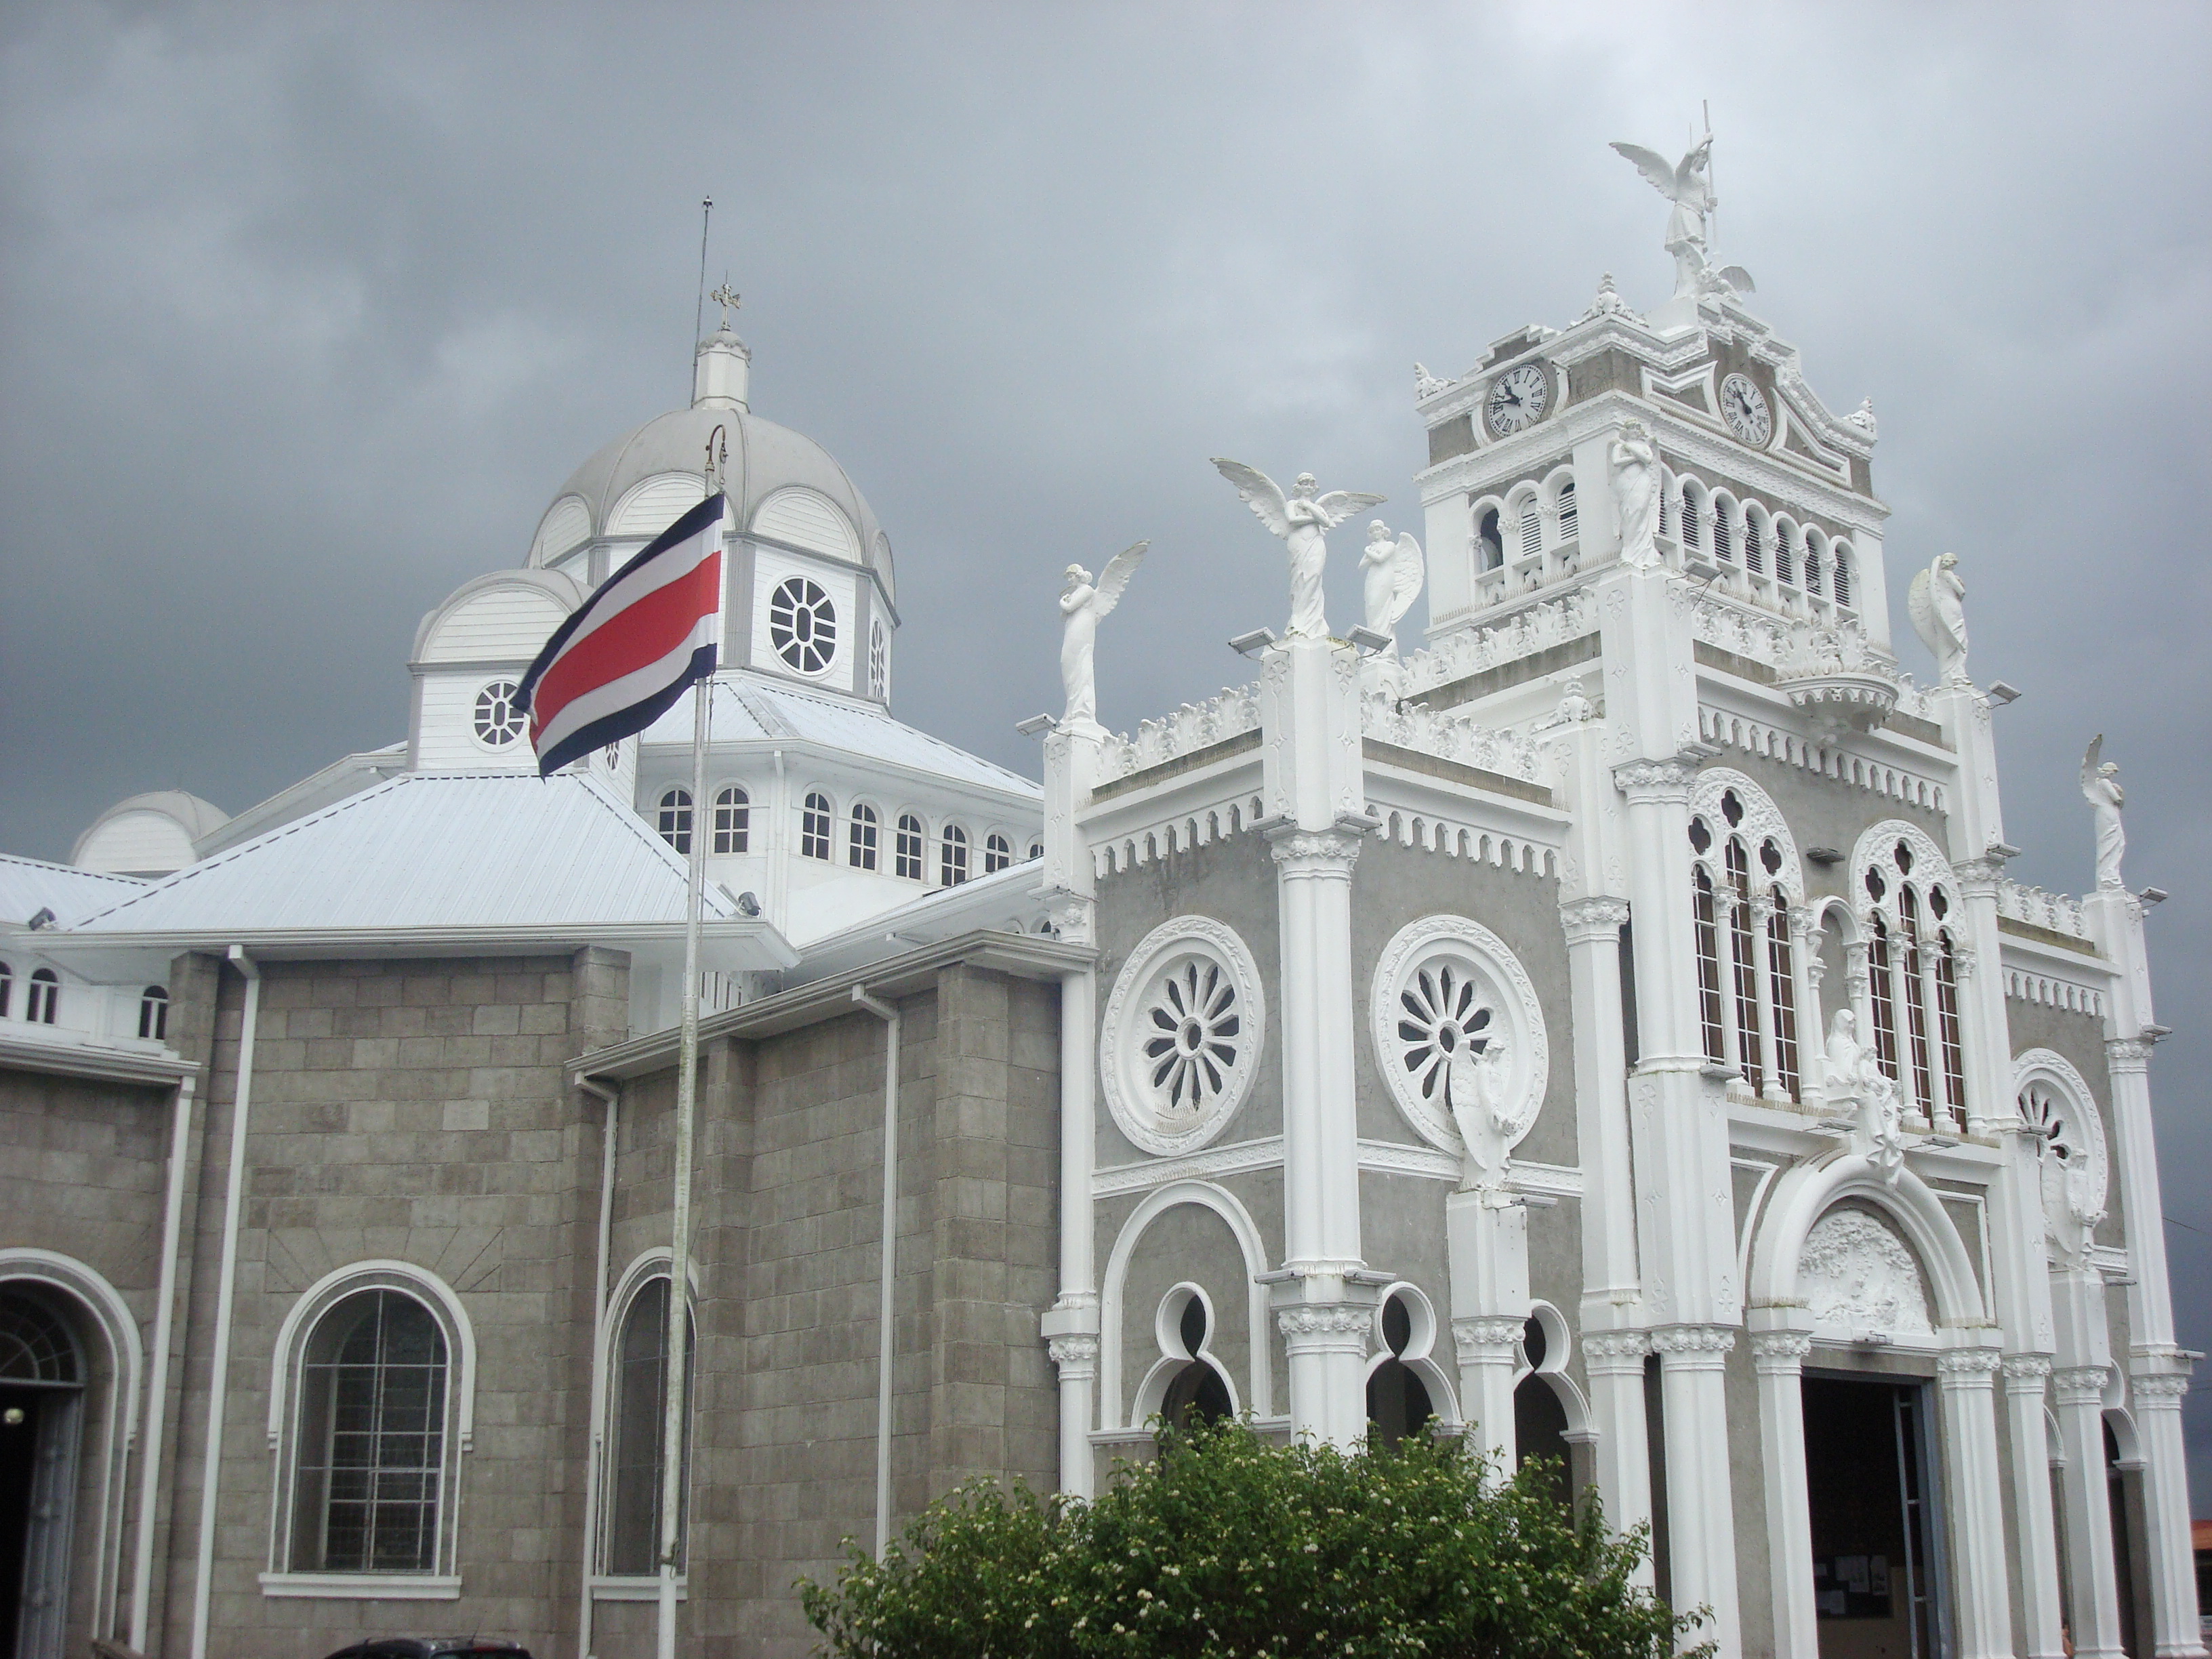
[0, 147, 2199, 1659]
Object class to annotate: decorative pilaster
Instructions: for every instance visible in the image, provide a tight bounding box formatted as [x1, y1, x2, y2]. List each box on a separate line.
[1560, 897, 1637, 1307]
[1936, 1345, 2015, 1659]
[1276, 1305, 1372, 1448]
[1748, 895, 1786, 1101]
[2123, 1363, 2207, 1658]
[2052, 1362, 2129, 1659]
[1649, 1324, 1742, 1657]
[1452, 1314, 1526, 1486]
[2001, 1355, 2068, 1659]
[1580, 1330, 1654, 1583]
[1791, 905, 1825, 1102]
[1749, 1328, 1817, 1659]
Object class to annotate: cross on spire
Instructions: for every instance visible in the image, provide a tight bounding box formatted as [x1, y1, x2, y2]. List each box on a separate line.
[709, 281, 741, 331]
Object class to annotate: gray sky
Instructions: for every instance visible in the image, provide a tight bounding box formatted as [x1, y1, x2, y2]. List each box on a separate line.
[5, 3, 2209, 1500]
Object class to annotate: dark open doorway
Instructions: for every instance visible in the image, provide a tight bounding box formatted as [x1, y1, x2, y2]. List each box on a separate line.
[1802, 1374, 1942, 1659]
[0, 1290, 83, 1659]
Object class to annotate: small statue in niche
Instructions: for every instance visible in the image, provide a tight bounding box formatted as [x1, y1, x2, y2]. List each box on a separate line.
[1446, 1033, 1515, 1190]
[2081, 734, 2126, 889]
[1907, 552, 1970, 687]
[1359, 522, 1425, 651]
[1609, 419, 1662, 571]
[1211, 459, 1385, 640]
[1057, 541, 1147, 729]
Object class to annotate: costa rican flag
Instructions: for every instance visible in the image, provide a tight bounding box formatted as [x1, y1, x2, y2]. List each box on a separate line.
[516, 493, 726, 777]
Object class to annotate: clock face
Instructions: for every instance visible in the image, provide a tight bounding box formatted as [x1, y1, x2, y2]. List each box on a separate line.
[1486, 363, 1550, 436]
[1720, 373, 1772, 445]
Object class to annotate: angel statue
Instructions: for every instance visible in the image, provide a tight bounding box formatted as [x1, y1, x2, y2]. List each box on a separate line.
[1907, 552, 1970, 687]
[1359, 522, 1425, 651]
[1212, 459, 1385, 640]
[1610, 136, 1755, 300]
[1446, 1033, 1515, 1191]
[1609, 419, 1662, 569]
[1058, 541, 1148, 728]
[2081, 735, 2126, 889]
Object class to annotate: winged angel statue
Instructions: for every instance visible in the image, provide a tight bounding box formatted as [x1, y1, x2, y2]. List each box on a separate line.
[1359, 523, 1425, 649]
[2081, 735, 2126, 890]
[1212, 460, 1385, 640]
[1059, 543, 1147, 727]
[1610, 136, 1755, 300]
[1907, 552, 1969, 687]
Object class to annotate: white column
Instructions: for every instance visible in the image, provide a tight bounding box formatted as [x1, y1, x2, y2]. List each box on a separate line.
[1041, 962, 1100, 1497]
[1937, 1345, 2015, 1659]
[1581, 1332, 1654, 1585]
[1452, 1314, 1524, 1483]
[1750, 1328, 1817, 1659]
[1793, 907, 1826, 1103]
[1561, 898, 1637, 1304]
[2127, 1368, 2207, 1658]
[2003, 1356, 2070, 1659]
[1651, 1326, 1742, 1658]
[2053, 1362, 2129, 1659]
[1749, 895, 1786, 1101]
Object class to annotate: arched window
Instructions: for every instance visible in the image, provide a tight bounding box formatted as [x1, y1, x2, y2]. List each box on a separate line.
[1692, 857, 1725, 1065]
[848, 803, 880, 870]
[1476, 507, 1504, 573]
[1935, 920, 1966, 1120]
[895, 814, 925, 881]
[1689, 783, 1803, 1103]
[1714, 499, 1738, 565]
[1832, 546, 1855, 607]
[983, 833, 1012, 875]
[1774, 521, 1798, 587]
[1898, 885, 1936, 1114]
[1742, 506, 1767, 575]
[1512, 1313, 1572, 1513]
[1725, 839, 1761, 1089]
[655, 789, 693, 855]
[1867, 909, 1900, 1083]
[1365, 1291, 1435, 1447]
[604, 1275, 693, 1576]
[26, 969, 58, 1026]
[1681, 484, 1704, 552]
[1555, 479, 1577, 542]
[1765, 892, 1799, 1101]
[1517, 496, 1542, 559]
[138, 985, 169, 1041]
[1158, 1290, 1232, 1433]
[289, 1290, 449, 1572]
[712, 787, 749, 855]
[800, 792, 833, 861]
[1804, 533, 1826, 597]
[0, 961, 12, 1019]
[1027, 840, 1044, 862]
[939, 824, 970, 886]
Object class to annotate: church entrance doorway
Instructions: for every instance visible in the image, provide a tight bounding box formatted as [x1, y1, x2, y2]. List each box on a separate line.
[0, 1292, 84, 1659]
[1802, 1374, 1942, 1659]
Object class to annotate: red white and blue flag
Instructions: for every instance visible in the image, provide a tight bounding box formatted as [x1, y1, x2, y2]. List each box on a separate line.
[516, 493, 726, 777]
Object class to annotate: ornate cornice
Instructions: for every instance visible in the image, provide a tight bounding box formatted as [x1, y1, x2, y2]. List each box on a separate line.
[2051, 1364, 2110, 1406]
[1559, 896, 1631, 944]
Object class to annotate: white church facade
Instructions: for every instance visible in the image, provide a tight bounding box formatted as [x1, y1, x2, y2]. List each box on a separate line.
[0, 148, 2199, 1659]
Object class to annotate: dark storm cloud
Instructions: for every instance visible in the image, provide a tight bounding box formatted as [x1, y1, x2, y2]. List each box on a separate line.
[4, 1, 2209, 1488]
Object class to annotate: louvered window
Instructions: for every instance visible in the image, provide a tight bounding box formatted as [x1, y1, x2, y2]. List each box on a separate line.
[1556, 481, 1577, 541]
[1833, 551, 1853, 607]
[1519, 501, 1542, 558]
[1743, 517, 1765, 575]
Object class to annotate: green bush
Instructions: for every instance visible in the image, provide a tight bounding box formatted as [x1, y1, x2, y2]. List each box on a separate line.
[799, 1417, 1703, 1658]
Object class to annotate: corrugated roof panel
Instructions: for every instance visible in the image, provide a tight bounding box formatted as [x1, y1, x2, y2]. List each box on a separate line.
[0, 855, 148, 928]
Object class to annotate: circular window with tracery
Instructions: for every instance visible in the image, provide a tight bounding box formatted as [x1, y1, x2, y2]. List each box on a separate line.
[1394, 962, 1496, 1112]
[473, 680, 525, 747]
[1370, 915, 1547, 1155]
[1101, 916, 1265, 1155]
[769, 577, 837, 674]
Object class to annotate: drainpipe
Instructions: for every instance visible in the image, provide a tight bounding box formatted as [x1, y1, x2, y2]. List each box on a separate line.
[575, 1076, 621, 1659]
[188, 946, 260, 1659]
[849, 985, 900, 1559]
[128, 1067, 196, 1652]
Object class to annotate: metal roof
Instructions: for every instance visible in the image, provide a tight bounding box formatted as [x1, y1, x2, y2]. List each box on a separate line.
[68, 771, 741, 935]
[0, 854, 148, 928]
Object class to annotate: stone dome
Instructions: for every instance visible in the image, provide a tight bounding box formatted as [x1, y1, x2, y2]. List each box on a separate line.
[529, 329, 895, 602]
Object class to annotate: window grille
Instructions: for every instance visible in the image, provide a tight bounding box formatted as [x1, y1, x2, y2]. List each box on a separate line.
[800, 793, 833, 861]
[1693, 871, 1725, 1064]
[939, 824, 970, 886]
[26, 969, 57, 1026]
[848, 804, 880, 870]
[472, 680, 525, 747]
[290, 1290, 447, 1573]
[1555, 480, 1577, 541]
[1765, 899, 1799, 1101]
[605, 1277, 691, 1576]
[711, 787, 749, 855]
[895, 814, 925, 881]
[768, 578, 837, 674]
[656, 789, 692, 854]
[983, 832, 1012, 874]
[1519, 500, 1542, 559]
[139, 985, 169, 1041]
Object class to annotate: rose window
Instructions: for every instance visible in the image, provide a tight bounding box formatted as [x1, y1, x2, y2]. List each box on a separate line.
[1141, 957, 1243, 1118]
[1394, 963, 1494, 1110]
[2021, 1084, 2075, 1168]
[769, 577, 837, 674]
[473, 680, 525, 747]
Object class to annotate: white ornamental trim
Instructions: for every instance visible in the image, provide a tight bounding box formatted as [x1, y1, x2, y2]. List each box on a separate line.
[1369, 914, 1549, 1155]
[1100, 914, 1266, 1158]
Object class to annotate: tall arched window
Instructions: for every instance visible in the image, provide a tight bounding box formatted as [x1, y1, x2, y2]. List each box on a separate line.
[0, 961, 12, 1019]
[1868, 912, 1900, 1082]
[1555, 479, 1577, 542]
[289, 1290, 449, 1572]
[1832, 547, 1855, 608]
[655, 789, 693, 855]
[1765, 895, 1799, 1101]
[1476, 507, 1504, 573]
[1365, 1291, 1435, 1448]
[1856, 833, 1966, 1128]
[1725, 840, 1761, 1090]
[138, 985, 169, 1040]
[939, 823, 970, 886]
[983, 832, 1012, 875]
[1692, 865, 1725, 1065]
[1158, 1290, 1231, 1433]
[1935, 922, 1966, 1120]
[1898, 886, 1936, 1113]
[895, 814, 925, 881]
[800, 792, 833, 861]
[1688, 779, 1804, 1103]
[712, 786, 749, 855]
[1517, 497, 1542, 559]
[605, 1276, 693, 1576]
[848, 803, 880, 871]
[25, 969, 58, 1026]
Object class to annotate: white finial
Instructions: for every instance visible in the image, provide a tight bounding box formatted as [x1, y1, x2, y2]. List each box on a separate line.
[709, 281, 741, 332]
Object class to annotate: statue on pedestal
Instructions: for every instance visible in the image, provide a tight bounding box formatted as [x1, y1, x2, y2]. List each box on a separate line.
[1446, 1035, 1515, 1191]
[1057, 541, 1147, 728]
[1907, 552, 1970, 687]
[1609, 136, 1755, 300]
[1211, 459, 1384, 640]
[1359, 522, 1425, 650]
[2081, 735, 2126, 889]
[1609, 420, 1661, 570]
[1822, 1008, 1905, 1185]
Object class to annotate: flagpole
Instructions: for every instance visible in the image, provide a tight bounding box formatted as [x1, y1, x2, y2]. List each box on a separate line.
[656, 672, 710, 1659]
